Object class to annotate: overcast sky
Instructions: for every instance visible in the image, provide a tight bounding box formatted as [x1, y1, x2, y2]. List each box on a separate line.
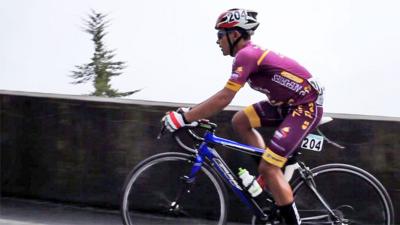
[1, 0, 400, 117]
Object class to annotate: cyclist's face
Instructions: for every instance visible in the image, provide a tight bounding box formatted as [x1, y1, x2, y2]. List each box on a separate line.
[216, 30, 231, 56]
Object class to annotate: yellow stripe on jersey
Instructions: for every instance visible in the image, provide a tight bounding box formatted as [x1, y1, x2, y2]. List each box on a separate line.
[262, 147, 288, 168]
[281, 71, 304, 83]
[257, 50, 270, 66]
[243, 105, 261, 128]
[225, 81, 243, 92]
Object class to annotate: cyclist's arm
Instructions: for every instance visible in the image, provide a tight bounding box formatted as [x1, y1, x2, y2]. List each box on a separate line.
[184, 47, 255, 122]
[184, 87, 236, 122]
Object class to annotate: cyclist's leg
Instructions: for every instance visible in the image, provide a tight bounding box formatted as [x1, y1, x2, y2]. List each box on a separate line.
[260, 102, 323, 224]
[232, 100, 284, 166]
[231, 110, 265, 149]
[259, 160, 300, 224]
[232, 100, 285, 148]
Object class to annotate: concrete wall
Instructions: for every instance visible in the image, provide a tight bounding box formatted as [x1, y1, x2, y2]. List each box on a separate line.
[1, 91, 399, 222]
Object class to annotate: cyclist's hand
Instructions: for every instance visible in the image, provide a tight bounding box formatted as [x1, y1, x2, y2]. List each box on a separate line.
[162, 111, 188, 132]
[177, 107, 191, 114]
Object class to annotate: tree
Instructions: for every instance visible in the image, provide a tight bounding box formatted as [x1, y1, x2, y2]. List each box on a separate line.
[71, 10, 140, 97]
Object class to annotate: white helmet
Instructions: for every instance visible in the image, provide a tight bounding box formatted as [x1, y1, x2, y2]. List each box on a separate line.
[215, 8, 259, 32]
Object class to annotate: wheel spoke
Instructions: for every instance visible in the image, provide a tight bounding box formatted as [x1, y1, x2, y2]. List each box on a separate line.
[293, 164, 394, 225]
[121, 152, 228, 225]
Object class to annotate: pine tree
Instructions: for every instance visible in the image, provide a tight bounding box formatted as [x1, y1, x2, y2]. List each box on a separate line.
[71, 10, 140, 97]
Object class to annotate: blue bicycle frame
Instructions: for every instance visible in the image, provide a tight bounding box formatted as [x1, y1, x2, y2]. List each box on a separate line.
[186, 130, 269, 219]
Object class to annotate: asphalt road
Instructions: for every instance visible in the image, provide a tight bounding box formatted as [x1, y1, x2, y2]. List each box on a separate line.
[0, 197, 246, 225]
[0, 197, 122, 225]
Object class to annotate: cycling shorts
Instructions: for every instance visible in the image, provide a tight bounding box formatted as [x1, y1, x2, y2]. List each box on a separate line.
[243, 100, 323, 168]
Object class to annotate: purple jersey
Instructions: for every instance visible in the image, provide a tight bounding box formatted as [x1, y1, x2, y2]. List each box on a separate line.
[225, 41, 322, 106]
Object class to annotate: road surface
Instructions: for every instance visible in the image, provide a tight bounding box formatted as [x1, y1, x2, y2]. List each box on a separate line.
[0, 197, 246, 225]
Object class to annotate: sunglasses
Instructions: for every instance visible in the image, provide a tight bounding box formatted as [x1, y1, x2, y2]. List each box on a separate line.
[217, 30, 231, 40]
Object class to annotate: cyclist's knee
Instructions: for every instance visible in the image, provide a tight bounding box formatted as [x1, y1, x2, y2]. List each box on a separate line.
[231, 111, 251, 132]
[258, 159, 282, 179]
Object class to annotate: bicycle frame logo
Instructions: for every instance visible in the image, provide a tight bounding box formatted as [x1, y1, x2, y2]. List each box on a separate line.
[199, 132, 265, 193]
[213, 158, 243, 191]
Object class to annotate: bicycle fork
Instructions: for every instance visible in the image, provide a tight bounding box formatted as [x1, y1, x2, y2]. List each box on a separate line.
[167, 154, 204, 215]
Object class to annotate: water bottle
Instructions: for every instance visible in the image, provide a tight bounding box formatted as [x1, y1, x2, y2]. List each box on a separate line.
[238, 167, 262, 197]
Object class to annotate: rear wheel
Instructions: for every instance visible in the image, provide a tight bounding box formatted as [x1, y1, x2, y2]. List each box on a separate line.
[292, 164, 394, 225]
[121, 152, 229, 225]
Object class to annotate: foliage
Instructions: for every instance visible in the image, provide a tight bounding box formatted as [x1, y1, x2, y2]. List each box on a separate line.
[71, 10, 140, 97]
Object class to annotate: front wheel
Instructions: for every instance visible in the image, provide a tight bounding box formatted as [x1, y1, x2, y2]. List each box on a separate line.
[121, 152, 229, 225]
[292, 163, 394, 225]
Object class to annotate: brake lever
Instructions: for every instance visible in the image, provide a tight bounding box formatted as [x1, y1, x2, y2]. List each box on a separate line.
[157, 124, 166, 140]
[157, 119, 201, 140]
[185, 121, 200, 128]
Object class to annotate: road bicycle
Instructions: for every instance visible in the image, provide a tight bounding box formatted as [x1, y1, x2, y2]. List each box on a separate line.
[121, 116, 394, 225]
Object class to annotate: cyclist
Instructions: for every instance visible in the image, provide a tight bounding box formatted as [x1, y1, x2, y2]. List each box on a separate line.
[162, 8, 324, 225]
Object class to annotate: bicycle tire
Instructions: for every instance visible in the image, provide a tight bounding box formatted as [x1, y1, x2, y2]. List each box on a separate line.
[121, 152, 229, 225]
[292, 163, 395, 225]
